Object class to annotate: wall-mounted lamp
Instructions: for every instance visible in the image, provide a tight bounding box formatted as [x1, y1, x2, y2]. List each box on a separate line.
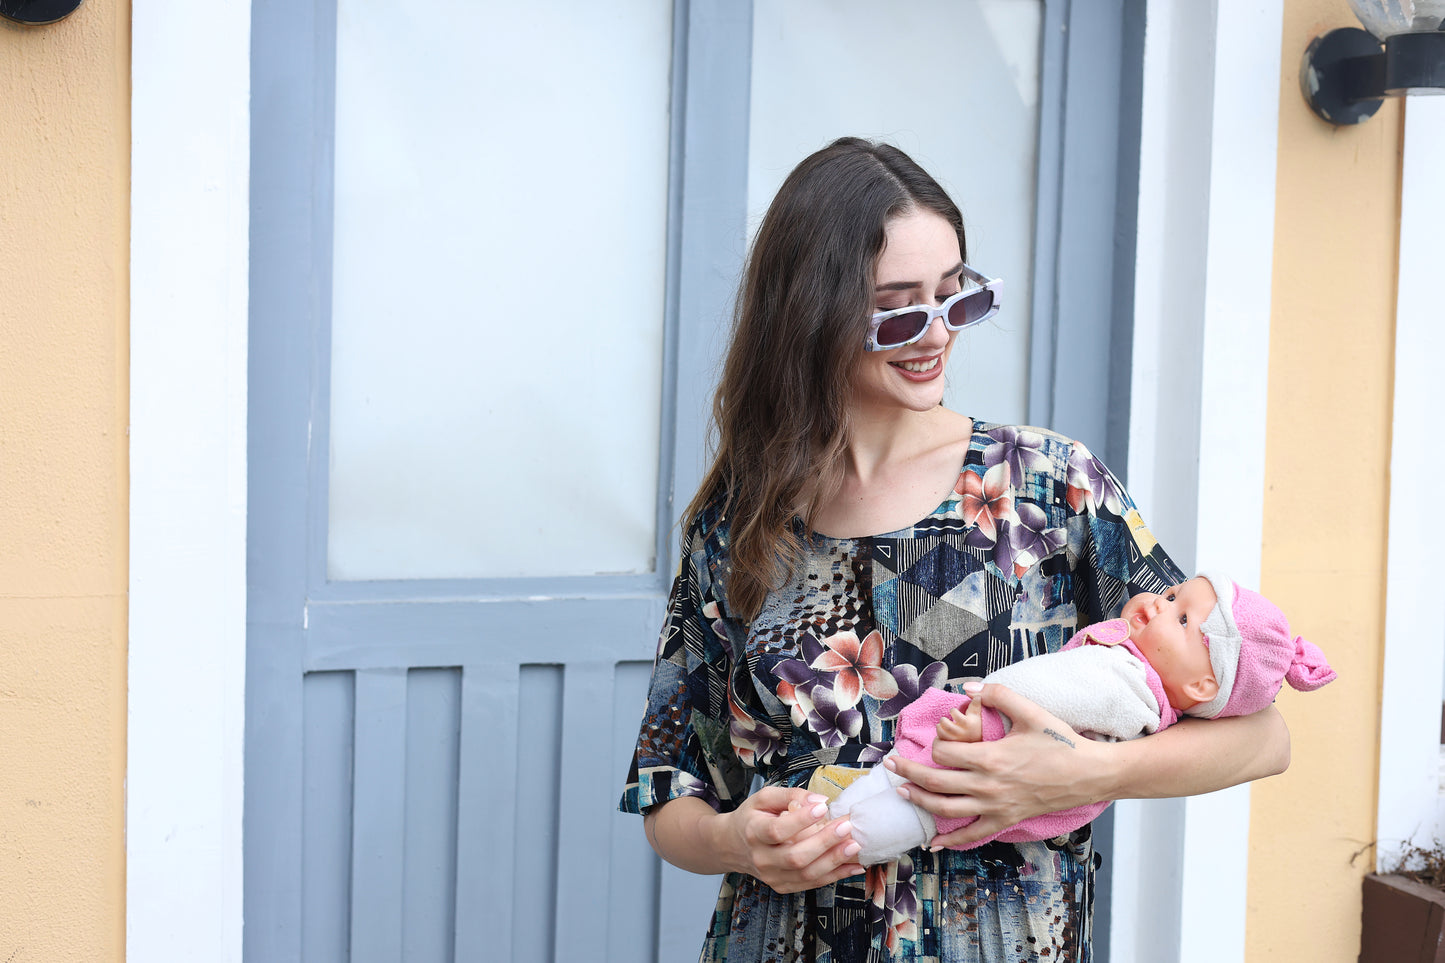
[0, 0, 84, 25]
[1301, 0, 1445, 124]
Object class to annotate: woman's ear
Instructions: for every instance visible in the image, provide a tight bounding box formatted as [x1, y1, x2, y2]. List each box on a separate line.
[1183, 674, 1219, 705]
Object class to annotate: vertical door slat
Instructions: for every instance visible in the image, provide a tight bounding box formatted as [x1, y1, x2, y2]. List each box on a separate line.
[512, 665, 565, 963]
[349, 667, 408, 962]
[454, 663, 521, 962]
[302, 670, 356, 961]
[403, 668, 461, 963]
[608, 660, 662, 962]
[554, 662, 620, 958]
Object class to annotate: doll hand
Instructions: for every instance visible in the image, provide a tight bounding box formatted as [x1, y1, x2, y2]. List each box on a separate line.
[720, 787, 864, 893]
[936, 700, 983, 743]
[885, 683, 1106, 848]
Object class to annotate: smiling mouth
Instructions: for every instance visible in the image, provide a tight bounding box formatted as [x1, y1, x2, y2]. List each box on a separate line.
[894, 357, 940, 373]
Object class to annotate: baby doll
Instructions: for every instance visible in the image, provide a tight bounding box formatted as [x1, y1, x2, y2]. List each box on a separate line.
[825, 572, 1336, 865]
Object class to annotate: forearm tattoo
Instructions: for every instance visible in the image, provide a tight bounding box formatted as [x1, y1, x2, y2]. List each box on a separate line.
[1042, 728, 1076, 748]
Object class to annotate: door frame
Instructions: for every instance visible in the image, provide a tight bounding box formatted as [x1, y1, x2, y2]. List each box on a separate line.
[1115, 0, 1284, 960]
[126, 1, 250, 961]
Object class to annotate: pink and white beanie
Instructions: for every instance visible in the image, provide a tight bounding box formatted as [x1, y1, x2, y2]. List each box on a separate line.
[1188, 572, 1337, 720]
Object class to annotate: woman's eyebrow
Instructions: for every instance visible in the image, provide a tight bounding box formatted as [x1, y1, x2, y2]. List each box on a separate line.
[874, 262, 965, 293]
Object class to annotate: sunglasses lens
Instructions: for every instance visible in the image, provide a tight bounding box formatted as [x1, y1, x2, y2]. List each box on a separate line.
[948, 290, 994, 328]
[875, 310, 930, 348]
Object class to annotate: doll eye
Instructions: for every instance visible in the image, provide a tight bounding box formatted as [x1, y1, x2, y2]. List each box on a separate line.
[1179, 614, 1188, 626]
[1165, 591, 1176, 602]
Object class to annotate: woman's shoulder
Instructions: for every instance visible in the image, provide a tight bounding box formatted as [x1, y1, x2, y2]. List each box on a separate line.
[681, 491, 733, 559]
[965, 419, 1094, 479]
[969, 418, 1081, 451]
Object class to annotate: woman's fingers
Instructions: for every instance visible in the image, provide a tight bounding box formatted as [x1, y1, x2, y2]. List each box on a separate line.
[753, 816, 864, 893]
[728, 787, 864, 893]
[744, 787, 831, 845]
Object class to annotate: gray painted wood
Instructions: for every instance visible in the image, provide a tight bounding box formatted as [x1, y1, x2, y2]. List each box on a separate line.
[610, 661, 663, 961]
[349, 668, 408, 963]
[514, 666, 564, 963]
[403, 668, 461, 963]
[555, 662, 619, 957]
[302, 671, 354, 961]
[454, 662, 521, 962]
[247, 1, 1143, 960]
[1028, 0, 1144, 478]
[1025, 5, 1148, 955]
[248, 6, 749, 955]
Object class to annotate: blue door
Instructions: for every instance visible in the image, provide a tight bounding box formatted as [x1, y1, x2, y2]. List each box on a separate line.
[244, 1, 1142, 960]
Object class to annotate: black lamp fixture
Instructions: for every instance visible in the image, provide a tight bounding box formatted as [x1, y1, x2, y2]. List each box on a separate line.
[0, 0, 83, 25]
[1302, 0, 1445, 124]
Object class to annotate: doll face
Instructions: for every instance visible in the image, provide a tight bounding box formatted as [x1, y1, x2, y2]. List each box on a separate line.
[1121, 578, 1220, 711]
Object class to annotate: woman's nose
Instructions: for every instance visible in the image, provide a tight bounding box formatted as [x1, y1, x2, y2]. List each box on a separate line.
[917, 316, 951, 349]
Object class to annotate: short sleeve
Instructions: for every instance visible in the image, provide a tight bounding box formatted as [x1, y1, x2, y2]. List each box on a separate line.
[618, 510, 751, 816]
[1063, 440, 1185, 625]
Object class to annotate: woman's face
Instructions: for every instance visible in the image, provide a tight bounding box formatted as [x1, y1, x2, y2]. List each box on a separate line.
[852, 209, 964, 416]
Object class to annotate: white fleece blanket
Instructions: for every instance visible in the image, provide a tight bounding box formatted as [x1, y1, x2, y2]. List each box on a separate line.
[983, 643, 1163, 741]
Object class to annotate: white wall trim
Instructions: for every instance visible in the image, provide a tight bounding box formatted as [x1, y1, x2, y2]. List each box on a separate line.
[127, 3, 251, 961]
[1116, 0, 1282, 960]
[1375, 95, 1445, 870]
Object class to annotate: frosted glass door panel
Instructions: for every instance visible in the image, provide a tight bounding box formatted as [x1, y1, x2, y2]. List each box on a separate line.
[749, 0, 1041, 426]
[328, 1, 673, 580]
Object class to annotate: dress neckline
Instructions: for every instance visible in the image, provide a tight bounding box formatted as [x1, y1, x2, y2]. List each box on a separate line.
[806, 416, 984, 542]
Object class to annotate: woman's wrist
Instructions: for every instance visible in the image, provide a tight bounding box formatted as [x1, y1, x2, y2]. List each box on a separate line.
[1086, 736, 1130, 802]
[647, 796, 741, 877]
[702, 805, 746, 876]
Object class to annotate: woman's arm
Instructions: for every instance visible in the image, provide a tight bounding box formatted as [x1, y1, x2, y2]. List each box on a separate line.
[643, 789, 865, 893]
[885, 682, 1290, 848]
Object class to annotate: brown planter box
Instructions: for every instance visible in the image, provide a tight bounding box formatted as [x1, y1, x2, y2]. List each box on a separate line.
[1361, 873, 1445, 962]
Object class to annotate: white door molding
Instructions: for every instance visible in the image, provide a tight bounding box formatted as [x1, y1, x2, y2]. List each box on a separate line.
[127, 3, 250, 961]
[1375, 95, 1445, 869]
[1116, 0, 1283, 960]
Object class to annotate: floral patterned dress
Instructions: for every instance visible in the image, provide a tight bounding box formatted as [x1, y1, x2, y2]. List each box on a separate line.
[619, 422, 1183, 963]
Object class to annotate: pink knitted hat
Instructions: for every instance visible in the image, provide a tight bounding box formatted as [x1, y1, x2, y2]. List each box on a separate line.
[1188, 572, 1337, 719]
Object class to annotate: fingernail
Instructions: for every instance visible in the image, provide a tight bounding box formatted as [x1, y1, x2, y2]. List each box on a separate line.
[896, 786, 911, 800]
[963, 681, 983, 694]
[834, 820, 852, 838]
[810, 803, 828, 819]
[807, 793, 827, 804]
[844, 841, 861, 856]
[883, 757, 897, 771]
[928, 845, 942, 853]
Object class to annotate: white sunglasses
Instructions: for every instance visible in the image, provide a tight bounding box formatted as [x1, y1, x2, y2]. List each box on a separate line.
[864, 263, 1003, 352]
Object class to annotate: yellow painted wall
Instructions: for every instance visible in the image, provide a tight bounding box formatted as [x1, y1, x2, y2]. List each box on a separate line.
[0, 2, 129, 959]
[1247, 0, 1400, 959]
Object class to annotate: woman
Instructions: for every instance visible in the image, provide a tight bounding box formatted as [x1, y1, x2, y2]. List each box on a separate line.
[618, 138, 1288, 962]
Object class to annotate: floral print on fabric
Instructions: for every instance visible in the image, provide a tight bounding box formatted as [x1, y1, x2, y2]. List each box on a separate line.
[620, 421, 1184, 962]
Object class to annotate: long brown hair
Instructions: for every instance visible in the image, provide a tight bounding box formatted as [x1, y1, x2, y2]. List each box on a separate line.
[686, 137, 969, 621]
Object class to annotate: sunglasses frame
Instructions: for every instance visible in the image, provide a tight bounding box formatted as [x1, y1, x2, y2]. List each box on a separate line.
[863, 263, 1004, 352]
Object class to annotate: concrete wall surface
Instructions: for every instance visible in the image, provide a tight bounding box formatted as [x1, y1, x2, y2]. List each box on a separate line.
[0, 2, 129, 960]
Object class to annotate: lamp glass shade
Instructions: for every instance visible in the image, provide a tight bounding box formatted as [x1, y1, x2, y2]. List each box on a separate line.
[1349, 0, 1445, 38]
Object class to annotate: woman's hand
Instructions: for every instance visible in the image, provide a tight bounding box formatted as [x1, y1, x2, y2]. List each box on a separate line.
[884, 683, 1109, 848]
[644, 789, 864, 894]
[718, 787, 865, 893]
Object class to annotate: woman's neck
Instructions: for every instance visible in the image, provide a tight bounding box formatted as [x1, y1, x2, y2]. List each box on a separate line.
[841, 404, 945, 484]
[805, 406, 973, 539]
